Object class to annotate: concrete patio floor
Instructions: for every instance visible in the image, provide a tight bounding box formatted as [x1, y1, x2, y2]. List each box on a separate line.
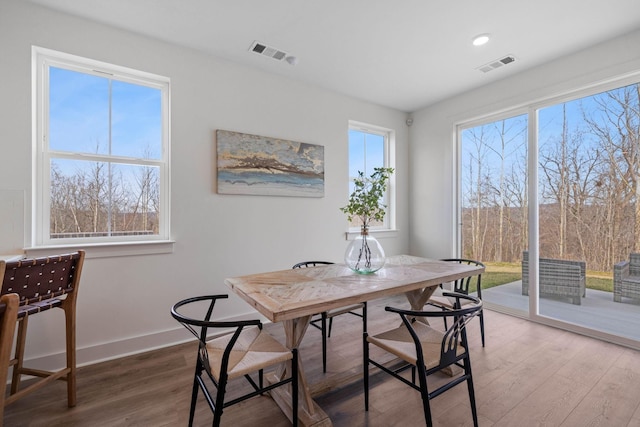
[481, 280, 640, 342]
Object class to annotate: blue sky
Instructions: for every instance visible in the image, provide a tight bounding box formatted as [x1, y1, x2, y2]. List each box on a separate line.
[49, 66, 162, 160]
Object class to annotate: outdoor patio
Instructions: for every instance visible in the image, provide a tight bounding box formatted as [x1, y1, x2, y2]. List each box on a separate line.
[482, 280, 640, 342]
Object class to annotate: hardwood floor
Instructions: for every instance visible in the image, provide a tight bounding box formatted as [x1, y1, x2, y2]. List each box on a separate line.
[4, 294, 640, 426]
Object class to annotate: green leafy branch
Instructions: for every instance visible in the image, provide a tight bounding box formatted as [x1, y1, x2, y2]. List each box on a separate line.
[340, 167, 394, 229]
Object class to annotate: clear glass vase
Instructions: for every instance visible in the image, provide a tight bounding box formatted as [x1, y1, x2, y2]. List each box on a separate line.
[344, 227, 386, 274]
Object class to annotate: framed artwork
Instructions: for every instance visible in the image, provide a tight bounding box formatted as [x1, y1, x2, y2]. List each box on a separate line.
[216, 130, 324, 197]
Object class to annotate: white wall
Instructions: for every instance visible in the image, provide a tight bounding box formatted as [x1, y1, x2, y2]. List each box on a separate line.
[408, 28, 640, 259]
[0, 1, 410, 367]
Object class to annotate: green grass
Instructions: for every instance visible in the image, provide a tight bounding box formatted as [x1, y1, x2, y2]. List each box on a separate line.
[481, 261, 614, 293]
[481, 271, 522, 290]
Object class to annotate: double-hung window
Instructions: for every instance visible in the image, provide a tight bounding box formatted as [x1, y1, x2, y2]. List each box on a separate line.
[33, 47, 170, 247]
[347, 121, 395, 232]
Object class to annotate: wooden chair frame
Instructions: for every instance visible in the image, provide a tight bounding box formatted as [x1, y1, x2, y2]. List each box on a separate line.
[0, 292, 19, 427]
[0, 251, 85, 409]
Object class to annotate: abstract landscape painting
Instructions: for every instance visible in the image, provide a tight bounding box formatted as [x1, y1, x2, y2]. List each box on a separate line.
[216, 130, 324, 197]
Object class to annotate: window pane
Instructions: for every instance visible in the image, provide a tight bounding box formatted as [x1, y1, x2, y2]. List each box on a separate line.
[347, 124, 392, 230]
[531, 83, 640, 339]
[50, 159, 159, 239]
[49, 67, 109, 154]
[348, 130, 365, 177]
[460, 114, 528, 310]
[364, 133, 384, 173]
[112, 81, 162, 159]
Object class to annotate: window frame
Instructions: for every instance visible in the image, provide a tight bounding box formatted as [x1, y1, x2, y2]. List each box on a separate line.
[32, 46, 171, 251]
[347, 120, 396, 237]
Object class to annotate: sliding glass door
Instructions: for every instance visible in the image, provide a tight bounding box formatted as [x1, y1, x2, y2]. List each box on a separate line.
[537, 83, 639, 341]
[459, 79, 640, 347]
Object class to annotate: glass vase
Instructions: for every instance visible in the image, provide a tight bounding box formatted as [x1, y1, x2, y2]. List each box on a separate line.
[344, 227, 386, 274]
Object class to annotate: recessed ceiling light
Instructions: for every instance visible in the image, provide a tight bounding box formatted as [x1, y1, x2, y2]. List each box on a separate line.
[472, 34, 490, 46]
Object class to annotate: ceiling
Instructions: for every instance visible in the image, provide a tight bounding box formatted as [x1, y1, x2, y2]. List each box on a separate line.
[26, 0, 640, 112]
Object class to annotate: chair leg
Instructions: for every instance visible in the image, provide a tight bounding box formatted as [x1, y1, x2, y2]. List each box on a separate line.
[188, 369, 201, 427]
[479, 309, 485, 347]
[465, 357, 479, 427]
[212, 374, 228, 427]
[321, 313, 328, 373]
[441, 307, 448, 330]
[64, 305, 77, 407]
[327, 317, 334, 338]
[10, 316, 28, 395]
[363, 332, 369, 411]
[416, 366, 434, 427]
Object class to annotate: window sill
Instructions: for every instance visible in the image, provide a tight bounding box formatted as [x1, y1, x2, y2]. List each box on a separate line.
[24, 240, 175, 259]
[345, 229, 399, 240]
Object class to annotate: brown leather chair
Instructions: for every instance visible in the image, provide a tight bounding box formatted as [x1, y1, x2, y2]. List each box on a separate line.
[0, 251, 85, 409]
[0, 292, 19, 427]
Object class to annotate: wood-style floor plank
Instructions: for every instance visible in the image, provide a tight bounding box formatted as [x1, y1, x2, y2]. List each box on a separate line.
[4, 295, 640, 426]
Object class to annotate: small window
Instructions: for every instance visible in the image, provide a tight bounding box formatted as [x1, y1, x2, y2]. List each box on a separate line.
[347, 121, 395, 231]
[33, 47, 170, 246]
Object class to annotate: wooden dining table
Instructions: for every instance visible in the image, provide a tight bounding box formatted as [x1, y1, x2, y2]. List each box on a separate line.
[225, 254, 484, 427]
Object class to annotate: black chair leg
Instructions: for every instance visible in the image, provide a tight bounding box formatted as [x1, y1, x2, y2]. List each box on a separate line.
[416, 368, 433, 427]
[479, 310, 485, 347]
[212, 375, 227, 427]
[188, 375, 199, 427]
[328, 317, 334, 337]
[363, 332, 369, 411]
[321, 313, 328, 373]
[465, 357, 479, 427]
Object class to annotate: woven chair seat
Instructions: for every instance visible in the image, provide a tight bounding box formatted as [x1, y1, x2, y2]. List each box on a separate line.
[367, 322, 464, 369]
[206, 325, 292, 380]
[16, 298, 65, 317]
[325, 303, 365, 318]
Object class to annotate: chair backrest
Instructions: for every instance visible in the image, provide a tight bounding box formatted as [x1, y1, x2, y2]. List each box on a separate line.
[1, 251, 85, 312]
[171, 294, 262, 379]
[387, 293, 482, 368]
[292, 261, 334, 269]
[441, 258, 485, 298]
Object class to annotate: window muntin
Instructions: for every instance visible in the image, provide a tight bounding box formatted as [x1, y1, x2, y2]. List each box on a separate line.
[34, 47, 170, 246]
[347, 122, 394, 230]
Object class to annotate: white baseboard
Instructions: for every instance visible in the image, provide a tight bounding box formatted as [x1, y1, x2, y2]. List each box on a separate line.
[22, 312, 268, 371]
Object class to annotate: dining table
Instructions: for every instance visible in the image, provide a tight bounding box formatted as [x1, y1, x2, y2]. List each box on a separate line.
[225, 254, 484, 427]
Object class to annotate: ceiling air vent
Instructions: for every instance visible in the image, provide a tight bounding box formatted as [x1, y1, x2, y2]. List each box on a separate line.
[477, 55, 516, 73]
[249, 41, 287, 61]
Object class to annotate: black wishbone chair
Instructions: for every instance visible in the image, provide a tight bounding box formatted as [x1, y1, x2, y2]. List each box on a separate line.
[427, 258, 486, 347]
[171, 295, 298, 427]
[292, 261, 366, 373]
[364, 292, 482, 427]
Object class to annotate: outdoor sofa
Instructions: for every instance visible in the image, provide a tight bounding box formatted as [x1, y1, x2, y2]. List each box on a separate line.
[613, 253, 640, 303]
[521, 251, 586, 305]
